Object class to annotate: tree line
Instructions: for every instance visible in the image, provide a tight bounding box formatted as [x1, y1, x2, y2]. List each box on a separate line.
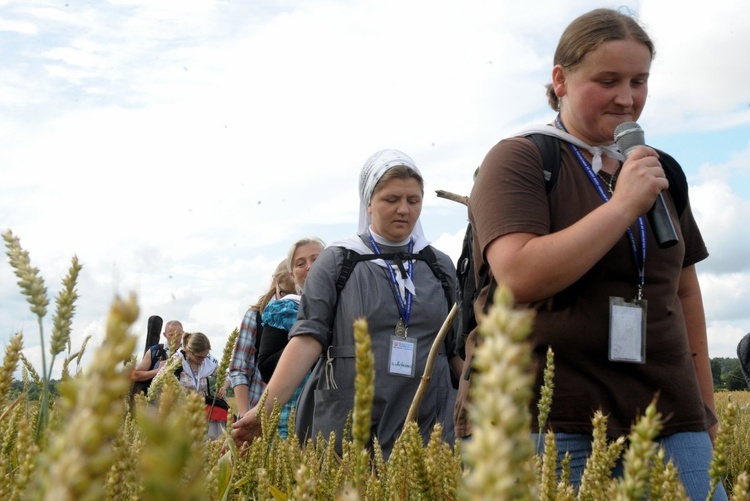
[712, 357, 748, 391]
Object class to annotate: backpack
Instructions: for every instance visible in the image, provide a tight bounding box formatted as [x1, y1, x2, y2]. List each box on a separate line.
[454, 134, 690, 358]
[131, 343, 169, 396]
[738, 332, 750, 388]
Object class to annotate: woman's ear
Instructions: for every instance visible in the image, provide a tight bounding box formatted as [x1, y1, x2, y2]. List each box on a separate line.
[551, 64, 567, 99]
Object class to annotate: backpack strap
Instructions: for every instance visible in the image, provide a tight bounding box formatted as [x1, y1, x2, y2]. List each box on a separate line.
[335, 247, 453, 309]
[416, 246, 453, 308]
[254, 310, 264, 354]
[148, 343, 167, 371]
[526, 133, 562, 194]
[654, 148, 688, 217]
[526, 134, 688, 216]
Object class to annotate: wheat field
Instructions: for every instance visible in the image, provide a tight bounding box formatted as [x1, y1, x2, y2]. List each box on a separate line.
[2, 229, 749, 500]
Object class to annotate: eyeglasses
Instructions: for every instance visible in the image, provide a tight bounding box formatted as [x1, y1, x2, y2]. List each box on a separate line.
[190, 352, 208, 361]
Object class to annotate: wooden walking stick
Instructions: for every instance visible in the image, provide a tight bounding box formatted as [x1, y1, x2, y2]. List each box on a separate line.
[404, 302, 458, 427]
[403, 188, 469, 429]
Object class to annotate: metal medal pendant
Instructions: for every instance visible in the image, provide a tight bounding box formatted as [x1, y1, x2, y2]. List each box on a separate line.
[395, 318, 407, 338]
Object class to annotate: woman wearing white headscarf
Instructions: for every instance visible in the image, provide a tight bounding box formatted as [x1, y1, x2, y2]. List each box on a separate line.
[233, 149, 462, 457]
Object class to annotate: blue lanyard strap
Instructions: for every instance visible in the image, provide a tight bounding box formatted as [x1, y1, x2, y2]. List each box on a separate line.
[368, 233, 414, 325]
[554, 117, 646, 294]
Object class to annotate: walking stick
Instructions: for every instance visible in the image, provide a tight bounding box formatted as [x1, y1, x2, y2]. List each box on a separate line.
[404, 302, 458, 428]
[402, 188, 468, 430]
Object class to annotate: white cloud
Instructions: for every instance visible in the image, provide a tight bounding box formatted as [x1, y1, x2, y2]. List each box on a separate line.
[2, 0, 750, 377]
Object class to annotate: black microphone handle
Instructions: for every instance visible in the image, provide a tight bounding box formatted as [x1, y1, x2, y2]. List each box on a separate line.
[647, 191, 679, 248]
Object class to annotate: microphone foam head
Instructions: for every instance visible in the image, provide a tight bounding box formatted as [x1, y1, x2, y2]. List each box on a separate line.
[614, 121, 645, 155]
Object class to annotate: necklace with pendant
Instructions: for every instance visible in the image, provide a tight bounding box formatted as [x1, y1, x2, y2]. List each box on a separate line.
[598, 164, 622, 195]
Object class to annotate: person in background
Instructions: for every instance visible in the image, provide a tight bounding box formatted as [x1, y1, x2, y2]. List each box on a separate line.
[464, 8, 724, 499]
[229, 260, 296, 419]
[132, 320, 184, 386]
[234, 149, 461, 458]
[256, 237, 325, 438]
[174, 331, 230, 440]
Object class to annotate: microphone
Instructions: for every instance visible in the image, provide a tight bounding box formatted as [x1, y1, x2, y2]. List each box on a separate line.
[614, 121, 679, 249]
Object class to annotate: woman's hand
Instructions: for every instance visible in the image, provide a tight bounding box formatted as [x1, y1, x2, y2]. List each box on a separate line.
[610, 145, 668, 218]
[232, 406, 262, 448]
[217, 386, 227, 399]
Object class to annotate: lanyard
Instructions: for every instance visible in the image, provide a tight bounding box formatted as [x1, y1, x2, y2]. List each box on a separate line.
[554, 117, 647, 298]
[368, 233, 414, 326]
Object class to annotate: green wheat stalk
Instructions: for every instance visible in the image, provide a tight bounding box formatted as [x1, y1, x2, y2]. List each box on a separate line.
[461, 285, 537, 500]
[48, 256, 82, 378]
[614, 399, 662, 500]
[3, 230, 50, 442]
[352, 317, 374, 489]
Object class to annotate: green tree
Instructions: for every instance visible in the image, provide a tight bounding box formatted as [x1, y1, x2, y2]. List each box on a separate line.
[710, 358, 723, 387]
[723, 360, 748, 391]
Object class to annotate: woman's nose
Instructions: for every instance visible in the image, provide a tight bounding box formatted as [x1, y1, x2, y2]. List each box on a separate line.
[614, 83, 634, 107]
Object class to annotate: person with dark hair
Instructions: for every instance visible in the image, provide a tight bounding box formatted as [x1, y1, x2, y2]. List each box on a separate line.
[229, 260, 296, 419]
[462, 7, 724, 499]
[234, 149, 461, 458]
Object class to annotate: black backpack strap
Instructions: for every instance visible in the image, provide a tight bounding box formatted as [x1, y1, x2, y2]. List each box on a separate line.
[526, 135, 688, 216]
[148, 343, 167, 370]
[335, 247, 452, 308]
[334, 249, 372, 311]
[254, 310, 264, 354]
[418, 246, 453, 308]
[655, 148, 688, 217]
[335, 249, 364, 295]
[173, 350, 186, 379]
[526, 133, 561, 194]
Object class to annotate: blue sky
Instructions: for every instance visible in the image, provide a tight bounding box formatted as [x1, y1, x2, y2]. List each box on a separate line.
[1, 0, 749, 378]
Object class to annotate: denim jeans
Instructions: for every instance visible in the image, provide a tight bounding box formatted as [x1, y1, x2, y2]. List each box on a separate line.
[531, 431, 728, 500]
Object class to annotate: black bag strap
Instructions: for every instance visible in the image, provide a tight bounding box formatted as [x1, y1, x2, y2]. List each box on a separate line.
[335, 247, 452, 308]
[417, 246, 453, 307]
[526, 133, 562, 195]
[654, 148, 688, 216]
[148, 343, 167, 371]
[526, 134, 688, 215]
[254, 309, 264, 354]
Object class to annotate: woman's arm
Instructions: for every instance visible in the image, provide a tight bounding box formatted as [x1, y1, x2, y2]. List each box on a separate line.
[132, 349, 161, 382]
[229, 309, 259, 416]
[678, 264, 718, 442]
[232, 335, 322, 446]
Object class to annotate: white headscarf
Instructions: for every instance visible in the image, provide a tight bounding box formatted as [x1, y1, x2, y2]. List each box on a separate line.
[355, 149, 428, 245]
[332, 148, 430, 297]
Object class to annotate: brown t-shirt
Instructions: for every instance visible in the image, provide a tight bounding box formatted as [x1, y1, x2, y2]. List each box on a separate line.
[469, 136, 710, 437]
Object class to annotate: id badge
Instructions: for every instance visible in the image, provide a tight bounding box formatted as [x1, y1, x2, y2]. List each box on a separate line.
[608, 296, 647, 364]
[389, 335, 417, 377]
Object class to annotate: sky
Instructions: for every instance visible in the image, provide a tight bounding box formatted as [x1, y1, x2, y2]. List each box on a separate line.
[1, 0, 749, 379]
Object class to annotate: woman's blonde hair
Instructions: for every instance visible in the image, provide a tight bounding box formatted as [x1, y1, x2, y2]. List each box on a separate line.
[182, 331, 211, 353]
[285, 237, 326, 275]
[545, 8, 655, 111]
[252, 259, 295, 313]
